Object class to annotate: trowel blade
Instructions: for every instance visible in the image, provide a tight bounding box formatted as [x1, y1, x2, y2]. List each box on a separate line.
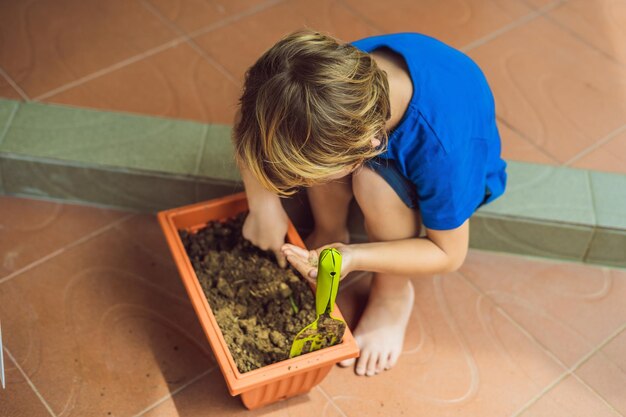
[0, 321, 5, 389]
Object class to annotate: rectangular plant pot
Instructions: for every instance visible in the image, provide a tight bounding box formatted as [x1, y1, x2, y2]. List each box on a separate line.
[157, 192, 359, 410]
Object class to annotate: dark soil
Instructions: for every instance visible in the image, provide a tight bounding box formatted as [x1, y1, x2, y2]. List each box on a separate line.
[178, 212, 344, 373]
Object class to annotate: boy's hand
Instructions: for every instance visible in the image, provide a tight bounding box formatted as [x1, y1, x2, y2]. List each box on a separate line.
[242, 207, 289, 268]
[280, 242, 354, 284]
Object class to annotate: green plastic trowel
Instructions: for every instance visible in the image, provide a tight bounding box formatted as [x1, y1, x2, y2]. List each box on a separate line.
[289, 248, 347, 358]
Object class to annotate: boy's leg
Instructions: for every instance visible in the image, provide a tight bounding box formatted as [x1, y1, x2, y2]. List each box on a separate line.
[340, 165, 420, 376]
[305, 177, 353, 248]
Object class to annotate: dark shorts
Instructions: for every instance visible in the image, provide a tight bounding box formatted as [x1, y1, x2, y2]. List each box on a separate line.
[363, 156, 493, 212]
[363, 157, 419, 209]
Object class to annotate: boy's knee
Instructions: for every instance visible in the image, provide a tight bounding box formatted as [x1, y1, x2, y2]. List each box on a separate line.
[351, 166, 379, 207]
[352, 167, 422, 241]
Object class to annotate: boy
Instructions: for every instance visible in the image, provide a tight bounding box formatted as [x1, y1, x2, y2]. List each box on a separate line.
[232, 29, 507, 377]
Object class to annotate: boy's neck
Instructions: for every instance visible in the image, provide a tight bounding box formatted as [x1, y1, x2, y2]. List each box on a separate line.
[370, 48, 414, 133]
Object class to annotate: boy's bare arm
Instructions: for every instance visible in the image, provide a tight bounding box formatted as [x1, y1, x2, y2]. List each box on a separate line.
[239, 163, 284, 211]
[281, 220, 470, 281]
[233, 109, 289, 268]
[351, 220, 470, 276]
[232, 109, 282, 211]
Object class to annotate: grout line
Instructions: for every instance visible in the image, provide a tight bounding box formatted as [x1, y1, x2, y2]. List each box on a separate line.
[316, 385, 350, 417]
[0, 100, 20, 148]
[139, 0, 239, 86]
[511, 323, 626, 417]
[580, 224, 597, 264]
[193, 125, 210, 176]
[541, 11, 626, 70]
[0, 213, 134, 286]
[495, 116, 561, 164]
[460, 0, 568, 53]
[32, 36, 189, 101]
[584, 169, 597, 227]
[460, 273, 571, 366]
[33, 0, 288, 103]
[132, 366, 216, 417]
[336, 0, 385, 34]
[186, 0, 289, 39]
[564, 123, 626, 167]
[460, 9, 542, 52]
[3, 346, 57, 417]
[0, 67, 31, 102]
[184, 38, 239, 86]
[568, 329, 626, 417]
[581, 171, 598, 262]
[460, 273, 625, 416]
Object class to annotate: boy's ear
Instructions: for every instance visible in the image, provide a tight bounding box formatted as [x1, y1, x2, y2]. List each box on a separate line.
[371, 138, 381, 147]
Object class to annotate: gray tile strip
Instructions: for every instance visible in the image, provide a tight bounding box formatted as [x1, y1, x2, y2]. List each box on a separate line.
[0, 99, 624, 267]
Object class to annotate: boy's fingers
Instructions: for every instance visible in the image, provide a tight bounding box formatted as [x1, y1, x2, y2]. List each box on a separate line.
[286, 255, 315, 280]
[317, 242, 343, 253]
[282, 243, 310, 258]
[274, 250, 287, 268]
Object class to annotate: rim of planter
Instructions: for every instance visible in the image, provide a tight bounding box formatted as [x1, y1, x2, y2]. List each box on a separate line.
[157, 192, 360, 396]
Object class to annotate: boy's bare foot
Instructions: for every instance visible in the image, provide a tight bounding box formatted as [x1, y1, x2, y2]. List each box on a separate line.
[339, 276, 414, 376]
[305, 227, 350, 249]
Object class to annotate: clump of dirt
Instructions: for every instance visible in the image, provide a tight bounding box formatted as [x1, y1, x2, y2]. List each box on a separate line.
[178, 212, 344, 373]
[293, 314, 347, 355]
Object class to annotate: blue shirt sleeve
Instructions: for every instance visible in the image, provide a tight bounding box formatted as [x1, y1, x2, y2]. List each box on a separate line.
[409, 137, 489, 230]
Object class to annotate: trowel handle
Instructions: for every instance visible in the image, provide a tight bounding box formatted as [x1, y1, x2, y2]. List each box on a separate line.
[315, 248, 342, 316]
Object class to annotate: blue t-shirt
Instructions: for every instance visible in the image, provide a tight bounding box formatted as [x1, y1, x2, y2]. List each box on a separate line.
[350, 33, 507, 230]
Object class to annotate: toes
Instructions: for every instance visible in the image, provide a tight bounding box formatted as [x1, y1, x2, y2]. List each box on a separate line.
[385, 351, 401, 370]
[338, 358, 356, 368]
[355, 351, 370, 376]
[366, 353, 379, 377]
[381, 352, 392, 371]
[376, 355, 386, 374]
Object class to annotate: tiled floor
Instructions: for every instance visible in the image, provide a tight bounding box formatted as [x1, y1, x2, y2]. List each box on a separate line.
[1, 195, 624, 416]
[1, 0, 625, 415]
[1, 0, 625, 173]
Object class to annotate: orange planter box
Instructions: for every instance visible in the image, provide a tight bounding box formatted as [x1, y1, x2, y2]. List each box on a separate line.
[157, 192, 359, 409]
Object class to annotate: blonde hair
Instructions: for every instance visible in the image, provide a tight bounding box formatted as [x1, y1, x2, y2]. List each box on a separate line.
[233, 28, 391, 196]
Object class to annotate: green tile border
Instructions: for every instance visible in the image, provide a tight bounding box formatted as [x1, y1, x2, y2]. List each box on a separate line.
[1, 154, 243, 212]
[469, 214, 594, 262]
[478, 162, 595, 226]
[585, 228, 626, 268]
[589, 171, 626, 230]
[1, 99, 625, 267]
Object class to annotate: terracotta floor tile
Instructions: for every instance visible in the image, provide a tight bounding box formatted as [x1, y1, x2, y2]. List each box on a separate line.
[547, 0, 626, 66]
[0, 213, 215, 417]
[45, 40, 240, 124]
[141, 372, 345, 416]
[575, 327, 626, 414]
[0, 349, 54, 416]
[467, 16, 626, 163]
[323, 270, 567, 417]
[192, 0, 378, 85]
[461, 250, 626, 368]
[0, 196, 128, 281]
[0, 0, 178, 99]
[498, 119, 558, 164]
[0, 76, 24, 101]
[145, 0, 273, 35]
[341, 0, 533, 49]
[517, 375, 619, 417]
[523, 0, 559, 9]
[570, 129, 626, 174]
